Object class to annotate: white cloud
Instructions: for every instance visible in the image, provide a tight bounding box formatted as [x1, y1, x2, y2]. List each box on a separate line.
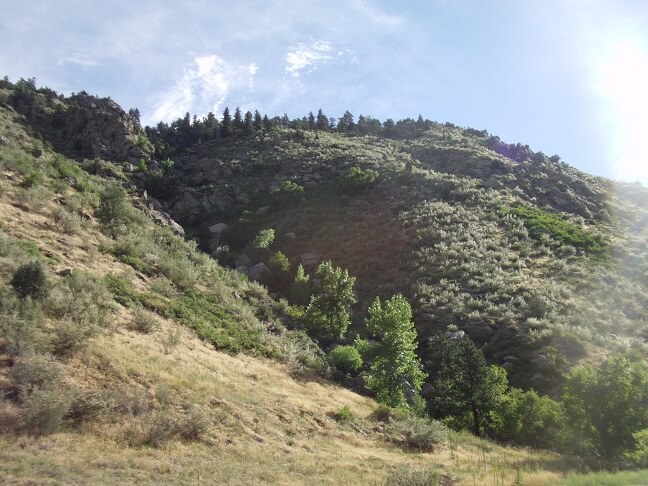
[285, 40, 359, 78]
[146, 54, 257, 125]
[285, 40, 334, 77]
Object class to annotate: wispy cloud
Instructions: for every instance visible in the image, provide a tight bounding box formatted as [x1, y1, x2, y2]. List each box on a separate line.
[56, 52, 99, 67]
[285, 40, 334, 77]
[349, 0, 404, 28]
[146, 54, 257, 125]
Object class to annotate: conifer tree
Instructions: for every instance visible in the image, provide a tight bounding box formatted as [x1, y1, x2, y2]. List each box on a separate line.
[233, 106, 243, 130]
[262, 114, 272, 131]
[253, 110, 263, 131]
[221, 107, 232, 137]
[243, 111, 254, 135]
[289, 264, 311, 306]
[316, 109, 328, 131]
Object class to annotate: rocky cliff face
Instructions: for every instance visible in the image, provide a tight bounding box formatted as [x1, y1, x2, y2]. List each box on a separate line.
[6, 85, 152, 163]
[51, 93, 152, 163]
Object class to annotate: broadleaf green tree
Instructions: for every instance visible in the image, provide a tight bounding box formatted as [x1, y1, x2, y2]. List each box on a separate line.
[426, 333, 508, 436]
[491, 387, 567, 449]
[359, 295, 426, 409]
[304, 261, 356, 342]
[562, 354, 648, 460]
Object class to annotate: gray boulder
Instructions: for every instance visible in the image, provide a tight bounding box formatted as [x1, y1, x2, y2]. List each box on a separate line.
[248, 263, 270, 281]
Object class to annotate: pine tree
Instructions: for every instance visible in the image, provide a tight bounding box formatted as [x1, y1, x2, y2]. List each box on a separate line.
[253, 110, 263, 131]
[289, 264, 311, 306]
[233, 107, 243, 131]
[243, 111, 254, 135]
[316, 109, 328, 131]
[262, 114, 272, 131]
[221, 107, 232, 137]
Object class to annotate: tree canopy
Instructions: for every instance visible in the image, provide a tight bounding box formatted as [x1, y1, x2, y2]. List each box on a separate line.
[305, 261, 356, 342]
[359, 295, 426, 409]
[426, 332, 508, 436]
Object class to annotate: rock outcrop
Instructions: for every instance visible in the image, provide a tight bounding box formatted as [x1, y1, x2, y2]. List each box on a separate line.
[9, 88, 152, 163]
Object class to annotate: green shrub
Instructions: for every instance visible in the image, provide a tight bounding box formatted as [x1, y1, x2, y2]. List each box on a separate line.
[328, 345, 363, 374]
[130, 306, 158, 333]
[339, 166, 378, 191]
[15, 186, 53, 211]
[624, 428, 648, 467]
[0, 297, 44, 354]
[125, 406, 210, 447]
[150, 276, 178, 298]
[11, 352, 73, 435]
[11, 352, 65, 388]
[53, 206, 84, 234]
[11, 261, 48, 300]
[20, 384, 74, 435]
[330, 405, 355, 424]
[280, 329, 329, 376]
[20, 171, 43, 188]
[52, 317, 99, 355]
[385, 464, 440, 486]
[96, 185, 128, 237]
[158, 257, 199, 290]
[386, 416, 447, 451]
[252, 228, 275, 250]
[369, 404, 409, 423]
[507, 205, 606, 256]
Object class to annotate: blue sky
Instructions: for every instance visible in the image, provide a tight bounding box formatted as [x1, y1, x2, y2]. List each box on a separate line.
[2, 1, 648, 182]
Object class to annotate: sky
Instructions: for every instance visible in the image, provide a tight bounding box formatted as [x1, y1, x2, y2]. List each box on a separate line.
[1, 0, 648, 183]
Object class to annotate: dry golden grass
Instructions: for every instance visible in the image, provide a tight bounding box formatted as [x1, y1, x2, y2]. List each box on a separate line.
[0, 313, 577, 485]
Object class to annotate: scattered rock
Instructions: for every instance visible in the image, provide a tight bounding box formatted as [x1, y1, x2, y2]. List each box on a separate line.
[248, 263, 270, 281]
[208, 223, 228, 235]
[235, 254, 251, 268]
[256, 206, 270, 216]
[57, 268, 73, 277]
[236, 192, 251, 205]
[149, 210, 185, 236]
[531, 354, 551, 370]
[530, 372, 546, 384]
[446, 330, 465, 340]
[301, 252, 321, 269]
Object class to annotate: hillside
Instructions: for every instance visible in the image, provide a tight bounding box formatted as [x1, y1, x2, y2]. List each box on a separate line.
[2, 78, 648, 484]
[142, 112, 648, 392]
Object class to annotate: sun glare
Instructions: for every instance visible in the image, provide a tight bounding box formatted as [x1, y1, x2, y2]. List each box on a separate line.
[592, 36, 648, 183]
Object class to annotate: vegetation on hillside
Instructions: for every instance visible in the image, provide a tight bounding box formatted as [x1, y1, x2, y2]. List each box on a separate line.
[2, 76, 648, 482]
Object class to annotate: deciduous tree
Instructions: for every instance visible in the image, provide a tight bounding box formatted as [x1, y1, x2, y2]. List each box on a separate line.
[359, 295, 426, 409]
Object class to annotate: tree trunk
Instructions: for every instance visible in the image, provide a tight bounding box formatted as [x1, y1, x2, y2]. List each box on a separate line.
[471, 401, 481, 436]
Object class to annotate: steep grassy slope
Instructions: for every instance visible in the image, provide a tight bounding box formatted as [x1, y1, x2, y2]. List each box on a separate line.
[0, 95, 626, 486]
[147, 126, 648, 391]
